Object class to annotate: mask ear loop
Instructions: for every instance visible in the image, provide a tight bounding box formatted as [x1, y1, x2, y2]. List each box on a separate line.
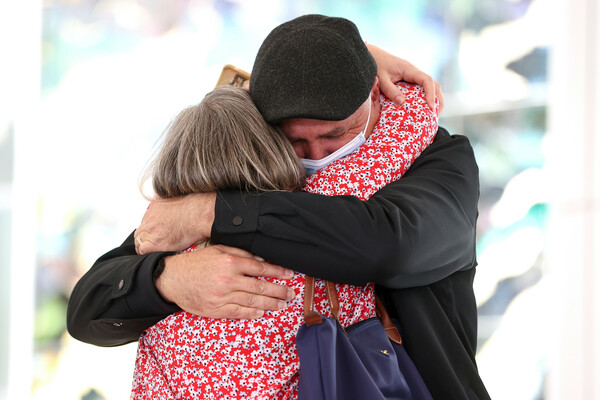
[362, 96, 372, 137]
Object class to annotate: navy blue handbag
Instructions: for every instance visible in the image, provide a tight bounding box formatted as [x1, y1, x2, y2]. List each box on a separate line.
[296, 277, 433, 400]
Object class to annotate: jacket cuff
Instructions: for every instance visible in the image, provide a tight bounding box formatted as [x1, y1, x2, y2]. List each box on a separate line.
[128, 252, 180, 317]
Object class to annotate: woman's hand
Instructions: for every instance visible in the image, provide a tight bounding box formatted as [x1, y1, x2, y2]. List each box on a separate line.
[367, 43, 444, 112]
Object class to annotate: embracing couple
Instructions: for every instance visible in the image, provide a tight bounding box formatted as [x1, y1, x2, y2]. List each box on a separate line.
[67, 14, 490, 400]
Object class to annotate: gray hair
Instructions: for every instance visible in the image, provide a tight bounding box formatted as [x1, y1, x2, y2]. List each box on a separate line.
[143, 86, 305, 198]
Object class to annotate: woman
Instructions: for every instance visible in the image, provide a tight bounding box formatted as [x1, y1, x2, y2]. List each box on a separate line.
[131, 82, 438, 399]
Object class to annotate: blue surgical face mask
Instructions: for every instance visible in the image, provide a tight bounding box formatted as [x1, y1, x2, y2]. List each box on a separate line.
[301, 99, 372, 175]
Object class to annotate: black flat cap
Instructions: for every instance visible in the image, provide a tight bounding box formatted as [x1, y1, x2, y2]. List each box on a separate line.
[249, 14, 377, 124]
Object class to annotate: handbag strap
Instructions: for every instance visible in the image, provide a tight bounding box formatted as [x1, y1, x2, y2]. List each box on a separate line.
[303, 276, 324, 326]
[304, 276, 340, 317]
[303, 276, 403, 345]
[325, 281, 340, 319]
[376, 295, 403, 344]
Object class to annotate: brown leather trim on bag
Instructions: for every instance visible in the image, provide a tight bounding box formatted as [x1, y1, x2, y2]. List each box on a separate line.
[303, 276, 403, 344]
[303, 276, 323, 326]
[304, 276, 316, 316]
[325, 281, 340, 320]
[376, 295, 403, 345]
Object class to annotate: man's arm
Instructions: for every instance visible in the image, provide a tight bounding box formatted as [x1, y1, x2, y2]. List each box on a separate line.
[66, 232, 295, 346]
[138, 127, 478, 287]
[211, 127, 479, 288]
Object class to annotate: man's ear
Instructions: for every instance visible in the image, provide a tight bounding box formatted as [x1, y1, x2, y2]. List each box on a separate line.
[371, 77, 381, 103]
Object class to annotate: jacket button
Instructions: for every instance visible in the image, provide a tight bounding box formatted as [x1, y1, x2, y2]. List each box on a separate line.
[232, 216, 243, 226]
[118, 279, 125, 290]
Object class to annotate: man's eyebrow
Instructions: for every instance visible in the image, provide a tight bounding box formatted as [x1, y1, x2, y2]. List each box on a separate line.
[318, 127, 347, 138]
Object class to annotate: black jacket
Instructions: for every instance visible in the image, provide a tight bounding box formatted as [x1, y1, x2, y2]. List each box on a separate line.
[67, 127, 490, 399]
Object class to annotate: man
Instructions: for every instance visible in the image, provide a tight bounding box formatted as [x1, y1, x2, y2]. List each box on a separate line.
[67, 14, 489, 399]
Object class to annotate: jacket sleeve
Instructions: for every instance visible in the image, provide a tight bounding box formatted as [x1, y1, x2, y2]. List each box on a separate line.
[211, 127, 479, 288]
[66, 231, 179, 346]
[66, 127, 477, 346]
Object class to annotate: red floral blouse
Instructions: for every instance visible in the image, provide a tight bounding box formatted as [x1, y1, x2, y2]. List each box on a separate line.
[131, 83, 439, 399]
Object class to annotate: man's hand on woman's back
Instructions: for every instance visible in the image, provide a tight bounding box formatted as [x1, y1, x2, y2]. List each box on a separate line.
[157, 244, 296, 319]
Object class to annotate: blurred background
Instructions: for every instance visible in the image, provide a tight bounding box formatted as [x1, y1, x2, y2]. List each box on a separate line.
[0, 0, 598, 399]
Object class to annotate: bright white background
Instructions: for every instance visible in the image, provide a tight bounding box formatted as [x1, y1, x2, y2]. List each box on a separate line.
[0, 0, 598, 399]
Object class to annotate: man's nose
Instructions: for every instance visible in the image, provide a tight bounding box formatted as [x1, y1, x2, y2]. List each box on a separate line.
[304, 142, 330, 160]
